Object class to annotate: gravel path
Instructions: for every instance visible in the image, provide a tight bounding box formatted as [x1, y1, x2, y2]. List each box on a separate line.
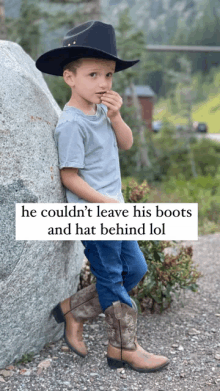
[1, 233, 220, 391]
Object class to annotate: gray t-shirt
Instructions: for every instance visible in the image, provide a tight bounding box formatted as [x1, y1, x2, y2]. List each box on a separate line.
[54, 103, 124, 203]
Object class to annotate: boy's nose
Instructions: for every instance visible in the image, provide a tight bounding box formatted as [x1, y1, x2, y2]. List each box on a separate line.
[99, 77, 111, 89]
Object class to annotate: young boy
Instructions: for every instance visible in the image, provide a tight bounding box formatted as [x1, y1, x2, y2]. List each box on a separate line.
[36, 20, 169, 372]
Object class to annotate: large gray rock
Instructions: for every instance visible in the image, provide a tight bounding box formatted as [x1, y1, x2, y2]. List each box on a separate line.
[0, 41, 84, 368]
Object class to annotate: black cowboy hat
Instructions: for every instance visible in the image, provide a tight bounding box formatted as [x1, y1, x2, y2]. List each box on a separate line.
[36, 20, 139, 76]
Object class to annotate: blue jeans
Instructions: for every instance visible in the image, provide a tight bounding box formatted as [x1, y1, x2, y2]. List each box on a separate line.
[81, 240, 148, 312]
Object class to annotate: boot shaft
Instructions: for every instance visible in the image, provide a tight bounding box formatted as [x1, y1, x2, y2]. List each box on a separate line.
[70, 284, 102, 322]
[104, 301, 137, 350]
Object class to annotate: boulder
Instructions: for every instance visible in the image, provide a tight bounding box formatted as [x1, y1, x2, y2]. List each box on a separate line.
[0, 41, 84, 368]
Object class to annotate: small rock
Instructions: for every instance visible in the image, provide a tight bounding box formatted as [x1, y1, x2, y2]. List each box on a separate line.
[215, 314, 220, 317]
[5, 365, 15, 370]
[0, 369, 12, 378]
[178, 345, 184, 351]
[215, 354, 220, 360]
[180, 373, 185, 378]
[90, 373, 99, 377]
[89, 324, 99, 329]
[52, 356, 58, 359]
[120, 374, 126, 379]
[0, 376, 6, 383]
[117, 368, 125, 373]
[61, 346, 70, 352]
[37, 359, 51, 369]
[211, 329, 217, 333]
[188, 328, 200, 335]
[22, 369, 32, 376]
[171, 344, 179, 348]
[19, 369, 28, 375]
[99, 313, 105, 318]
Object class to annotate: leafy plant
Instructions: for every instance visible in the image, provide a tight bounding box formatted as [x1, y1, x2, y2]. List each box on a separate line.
[15, 352, 35, 365]
[122, 178, 150, 203]
[131, 240, 202, 312]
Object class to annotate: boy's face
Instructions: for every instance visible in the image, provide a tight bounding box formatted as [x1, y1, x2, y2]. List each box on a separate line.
[66, 58, 116, 107]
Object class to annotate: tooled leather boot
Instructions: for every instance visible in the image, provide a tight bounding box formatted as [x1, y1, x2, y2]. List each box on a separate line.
[104, 301, 170, 372]
[52, 284, 102, 357]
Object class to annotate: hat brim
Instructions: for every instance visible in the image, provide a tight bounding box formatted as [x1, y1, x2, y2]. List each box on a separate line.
[36, 46, 139, 76]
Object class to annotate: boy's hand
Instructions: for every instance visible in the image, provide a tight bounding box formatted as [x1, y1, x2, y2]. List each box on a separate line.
[103, 195, 120, 203]
[101, 90, 123, 120]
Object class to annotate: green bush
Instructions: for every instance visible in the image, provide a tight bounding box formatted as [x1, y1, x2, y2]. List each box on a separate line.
[152, 130, 220, 182]
[159, 174, 220, 232]
[131, 240, 202, 312]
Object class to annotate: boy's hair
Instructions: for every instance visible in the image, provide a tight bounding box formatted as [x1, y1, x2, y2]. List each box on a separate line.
[63, 58, 83, 74]
[63, 57, 116, 75]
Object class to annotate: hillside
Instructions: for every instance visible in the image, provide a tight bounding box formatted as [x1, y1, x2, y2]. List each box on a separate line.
[101, 0, 204, 43]
[5, 0, 212, 45]
[154, 93, 220, 133]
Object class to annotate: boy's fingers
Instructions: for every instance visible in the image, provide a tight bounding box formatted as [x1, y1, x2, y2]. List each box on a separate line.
[104, 90, 122, 99]
[101, 97, 121, 105]
[103, 102, 119, 111]
[101, 96, 123, 105]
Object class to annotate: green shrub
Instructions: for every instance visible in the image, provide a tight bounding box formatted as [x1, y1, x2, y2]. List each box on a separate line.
[160, 174, 220, 231]
[131, 240, 202, 312]
[15, 352, 35, 365]
[152, 132, 220, 182]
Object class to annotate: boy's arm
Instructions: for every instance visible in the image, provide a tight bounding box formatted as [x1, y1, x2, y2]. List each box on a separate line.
[110, 113, 133, 150]
[60, 168, 119, 203]
[101, 90, 133, 150]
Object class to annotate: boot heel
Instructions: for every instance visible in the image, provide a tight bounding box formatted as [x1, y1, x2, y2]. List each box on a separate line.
[52, 303, 65, 323]
[107, 357, 125, 369]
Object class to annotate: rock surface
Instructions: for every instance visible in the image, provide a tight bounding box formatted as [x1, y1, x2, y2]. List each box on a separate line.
[0, 41, 84, 368]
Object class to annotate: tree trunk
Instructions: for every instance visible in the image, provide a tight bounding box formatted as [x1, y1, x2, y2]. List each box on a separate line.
[129, 82, 152, 168]
[0, 0, 7, 40]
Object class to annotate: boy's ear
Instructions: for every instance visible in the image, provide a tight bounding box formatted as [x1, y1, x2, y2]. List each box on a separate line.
[63, 69, 75, 87]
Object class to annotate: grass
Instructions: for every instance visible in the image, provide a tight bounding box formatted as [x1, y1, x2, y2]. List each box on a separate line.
[122, 177, 220, 236]
[154, 93, 220, 133]
[145, 185, 220, 236]
[15, 353, 35, 365]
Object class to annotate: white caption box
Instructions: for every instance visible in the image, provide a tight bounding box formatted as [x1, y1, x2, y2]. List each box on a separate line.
[16, 203, 198, 241]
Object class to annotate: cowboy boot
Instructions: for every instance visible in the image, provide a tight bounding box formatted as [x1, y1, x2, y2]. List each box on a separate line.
[52, 284, 102, 357]
[104, 301, 170, 372]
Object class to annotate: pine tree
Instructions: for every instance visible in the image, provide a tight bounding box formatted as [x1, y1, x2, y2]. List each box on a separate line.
[6, 0, 43, 59]
[166, 57, 197, 178]
[0, 0, 7, 39]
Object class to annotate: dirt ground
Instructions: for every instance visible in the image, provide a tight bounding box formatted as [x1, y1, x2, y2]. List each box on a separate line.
[0, 233, 220, 391]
